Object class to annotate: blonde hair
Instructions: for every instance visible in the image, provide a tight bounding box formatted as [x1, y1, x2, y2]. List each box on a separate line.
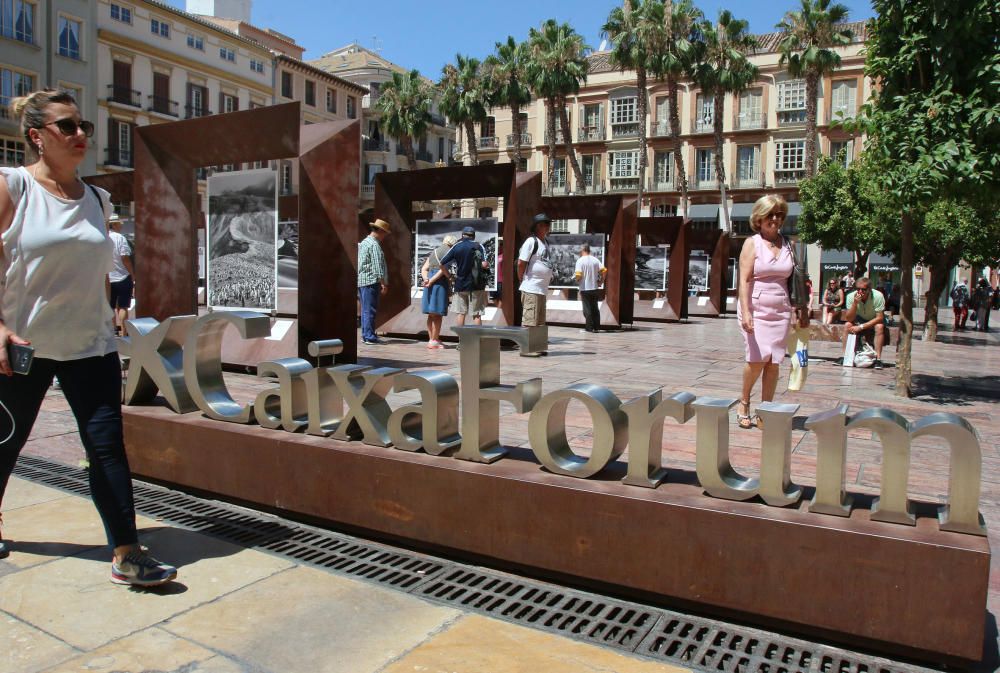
[442, 235, 457, 247]
[10, 89, 79, 160]
[749, 194, 789, 233]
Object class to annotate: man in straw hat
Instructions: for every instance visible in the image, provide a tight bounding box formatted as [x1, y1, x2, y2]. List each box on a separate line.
[358, 219, 391, 345]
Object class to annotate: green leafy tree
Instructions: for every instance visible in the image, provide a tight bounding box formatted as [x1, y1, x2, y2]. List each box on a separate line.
[603, 0, 665, 207]
[375, 69, 432, 169]
[797, 154, 888, 277]
[850, 0, 1000, 396]
[438, 54, 488, 167]
[483, 37, 533, 171]
[653, 0, 703, 214]
[528, 19, 590, 193]
[694, 11, 758, 232]
[911, 199, 1000, 341]
[776, 0, 853, 179]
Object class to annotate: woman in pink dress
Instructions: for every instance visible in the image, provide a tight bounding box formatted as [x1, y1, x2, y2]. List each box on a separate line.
[736, 195, 797, 429]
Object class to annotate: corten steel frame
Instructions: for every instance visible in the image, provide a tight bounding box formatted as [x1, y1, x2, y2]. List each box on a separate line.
[132, 102, 361, 360]
[687, 227, 729, 317]
[636, 216, 688, 321]
[373, 164, 540, 328]
[538, 195, 638, 326]
[83, 170, 134, 203]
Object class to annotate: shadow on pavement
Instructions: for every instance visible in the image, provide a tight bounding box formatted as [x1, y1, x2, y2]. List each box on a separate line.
[911, 374, 1000, 406]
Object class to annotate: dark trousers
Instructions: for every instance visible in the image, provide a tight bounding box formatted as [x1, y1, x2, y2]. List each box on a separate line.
[358, 283, 380, 342]
[0, 353, 137, 549]
[580, 289, 601, 332]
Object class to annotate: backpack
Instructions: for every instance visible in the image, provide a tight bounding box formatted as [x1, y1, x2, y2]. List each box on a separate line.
[469, 244, 488, 291]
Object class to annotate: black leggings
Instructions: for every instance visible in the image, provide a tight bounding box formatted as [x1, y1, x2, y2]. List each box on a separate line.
[0, 352, 137, 549]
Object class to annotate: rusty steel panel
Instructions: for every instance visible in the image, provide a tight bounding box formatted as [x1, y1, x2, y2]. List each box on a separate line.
[83, 171, 134, 203]
[374, 164, 530, 330]
[506, 171, 542, 325]
[297, 120, 361, 360]
[123, 405, 990, 664]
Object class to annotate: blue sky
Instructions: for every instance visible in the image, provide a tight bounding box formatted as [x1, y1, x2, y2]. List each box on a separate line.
[166, 0, 874, 78]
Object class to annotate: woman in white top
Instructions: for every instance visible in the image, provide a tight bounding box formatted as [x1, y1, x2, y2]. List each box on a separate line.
[0, 90, 175, 586]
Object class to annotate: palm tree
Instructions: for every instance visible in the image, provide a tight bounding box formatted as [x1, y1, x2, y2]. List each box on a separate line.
[438, 54, 489, 166]
[483, 37, 533, 171]
[528, 19, 590, 194]
[603, 0, 666, 211]
[777, 0, 853, 178]
[653, 0, 703, 215]
[375, 69, 432, 169]
[694, 11, 758, 233]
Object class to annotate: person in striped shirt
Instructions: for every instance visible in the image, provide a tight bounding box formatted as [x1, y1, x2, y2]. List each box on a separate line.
[358, 219, 391, 344]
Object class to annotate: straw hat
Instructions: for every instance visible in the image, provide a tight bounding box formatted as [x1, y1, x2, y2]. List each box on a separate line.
[371, 219, 391, 233]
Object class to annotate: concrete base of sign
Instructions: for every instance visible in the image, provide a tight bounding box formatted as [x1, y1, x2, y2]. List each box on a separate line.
[123, 404, 989, 664]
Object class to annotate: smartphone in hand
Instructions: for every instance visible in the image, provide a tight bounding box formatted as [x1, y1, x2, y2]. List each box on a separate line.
[9, 343, 34, 375]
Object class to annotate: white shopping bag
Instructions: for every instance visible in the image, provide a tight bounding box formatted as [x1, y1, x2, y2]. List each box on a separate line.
[842, 333, 856, 368]
[786, 326, 810, 391]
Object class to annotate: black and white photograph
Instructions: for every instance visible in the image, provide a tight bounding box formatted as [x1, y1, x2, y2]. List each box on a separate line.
[207, 168, 278, 311]
[414, 218, 498, 291]
[277, 220, 299, 289]
[727, 257, 737, 291]
[548, 234, 605, 289]
[635, 245, 668, 291]
[688, 253, 709, 292]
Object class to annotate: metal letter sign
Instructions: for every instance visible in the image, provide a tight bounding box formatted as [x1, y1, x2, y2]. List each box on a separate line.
[122, 320, 987, 537]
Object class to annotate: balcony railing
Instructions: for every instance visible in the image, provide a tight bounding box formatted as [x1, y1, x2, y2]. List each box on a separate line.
[577, 125, 605, 141]
[608, 177, 640, 192]
[429, 112, 446, 126]
[185, 105, 211, 119]
[693, 117, 714, 134]
[774, 170, 806, 185]
[611, 122, 640, 139]
[543, 184, 569, 196]
[108, 85, 141, 108]
[736, 112, 765, 130]
[777, 110, 807, 126]
[361, 93, 379, 109]
[360, 184, 375, 198]
[731, 174, 764, 189]
[543, 129, 570, 144]
[478, 136, 498, 149]
[415, 149, 433, 163]
[583, 181, 605, 194]
[651, 120, 672, 137]
[647, 177, 676, 192]
[691, 176, 719, 190]
[505, 133, 532, 147]
[452, 143, 464, 159]
[363, 138, 391, 152]
[105, 148, 133, 168]
[147, 95, 179, 117]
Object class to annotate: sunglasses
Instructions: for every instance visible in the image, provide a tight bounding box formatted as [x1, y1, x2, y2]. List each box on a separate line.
[44, 118, 95, 138]
[766, 212, 786, 220]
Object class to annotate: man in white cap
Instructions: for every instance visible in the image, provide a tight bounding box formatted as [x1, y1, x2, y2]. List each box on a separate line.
[107, 213, 134, 337]
[358, 219, 391, 345]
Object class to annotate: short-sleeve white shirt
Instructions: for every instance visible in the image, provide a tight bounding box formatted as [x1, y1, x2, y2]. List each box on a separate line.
[108, 229, 132, 282]
[575, 255, 603, 291]
[518, 236, 552, 295]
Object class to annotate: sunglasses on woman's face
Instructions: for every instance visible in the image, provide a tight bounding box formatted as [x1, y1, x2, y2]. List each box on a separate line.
[44, 118, 95, 138]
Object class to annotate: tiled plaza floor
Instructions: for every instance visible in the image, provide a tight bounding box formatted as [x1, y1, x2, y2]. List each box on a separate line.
[5, 309, 999, 672]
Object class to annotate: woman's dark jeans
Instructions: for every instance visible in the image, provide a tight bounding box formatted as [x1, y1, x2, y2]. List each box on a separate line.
[0, 352, 138, 548]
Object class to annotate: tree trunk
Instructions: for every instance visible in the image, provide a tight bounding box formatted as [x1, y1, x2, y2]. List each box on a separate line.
[804, 73, 819, 178]
[558, 96, 585, 194]
[923, 251, 959, 342]
[404, 135, 417, 170]
[511, 100, 522, 171]
[463, 120, 479, 166]
[546, 97, 558, 191]
[852, 250, 870, 280]
[636, 67, 648, 214]
[713, 91, 729, 233]
[668, 76, 688, 215]
[895, 211, 914, 398]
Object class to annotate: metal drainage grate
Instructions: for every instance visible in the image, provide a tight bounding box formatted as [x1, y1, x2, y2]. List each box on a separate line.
[11, 454, 942, 673]
[416, 567, 656, 651]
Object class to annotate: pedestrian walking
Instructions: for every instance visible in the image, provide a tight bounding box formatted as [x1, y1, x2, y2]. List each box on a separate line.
[0, 89, 176, 586]
[107, 213, 134, 336]
[950, 278, 971, 331]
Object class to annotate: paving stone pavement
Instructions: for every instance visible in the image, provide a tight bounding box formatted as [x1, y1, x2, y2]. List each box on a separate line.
[6, 311, 1000, 672]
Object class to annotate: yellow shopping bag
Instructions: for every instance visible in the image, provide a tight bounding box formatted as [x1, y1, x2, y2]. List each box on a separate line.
[786, 326, 810, 391]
